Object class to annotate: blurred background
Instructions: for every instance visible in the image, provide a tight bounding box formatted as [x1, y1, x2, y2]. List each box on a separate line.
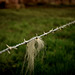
[0, 0, 75, 8]
[0, 0, 75, 75]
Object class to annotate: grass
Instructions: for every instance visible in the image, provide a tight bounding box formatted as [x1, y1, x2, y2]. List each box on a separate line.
[0, 7, 75, 75]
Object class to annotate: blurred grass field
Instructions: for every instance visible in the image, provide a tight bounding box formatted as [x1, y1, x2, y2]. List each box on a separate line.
[0, 7, 75, 75]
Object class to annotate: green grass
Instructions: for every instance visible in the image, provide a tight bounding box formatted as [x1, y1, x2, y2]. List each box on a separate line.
[0, 7, 75, 75]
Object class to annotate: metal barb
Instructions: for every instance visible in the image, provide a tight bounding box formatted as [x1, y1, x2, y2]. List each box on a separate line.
[44, 32, 47, 36]
[36, 33, 38, 39]
[6, 44, 12, 50]
[7, 50, 10, 54]
[56, 27, 59, 29]
[24, 39, 26, 42]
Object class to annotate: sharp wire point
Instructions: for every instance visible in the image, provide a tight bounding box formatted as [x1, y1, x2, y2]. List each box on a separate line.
[36, 33, 37, 36]
[6, 44, 12, 50]
[36, 33, 38, 39]
[6, 44, 9, 48]
[59, 27, 62, 30]
[7, 50, 10, 54]
[44, 32, 45, 34]
[51, 28, 53, 31]
[44, 32, 47, 36]
[24, 39, 26, 42]
[52, 28, 53, 30]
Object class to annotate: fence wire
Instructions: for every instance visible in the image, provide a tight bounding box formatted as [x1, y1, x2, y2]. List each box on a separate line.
[0, 21, 75, 54]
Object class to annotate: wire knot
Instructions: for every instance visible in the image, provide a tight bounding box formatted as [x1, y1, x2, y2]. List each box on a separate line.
[6, 44, 17, 54]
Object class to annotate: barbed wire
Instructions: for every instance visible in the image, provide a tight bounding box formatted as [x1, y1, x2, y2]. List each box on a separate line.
[0, 21, 75, 54]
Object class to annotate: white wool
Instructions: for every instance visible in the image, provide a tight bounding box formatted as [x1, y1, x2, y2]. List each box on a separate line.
[21, 38, 44, 75]
[26, 39, 35, 74]
[36, 38, 44, 53]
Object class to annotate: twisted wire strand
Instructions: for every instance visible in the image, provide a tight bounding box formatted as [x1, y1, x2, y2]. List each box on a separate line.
[0, 21, 75, 54]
